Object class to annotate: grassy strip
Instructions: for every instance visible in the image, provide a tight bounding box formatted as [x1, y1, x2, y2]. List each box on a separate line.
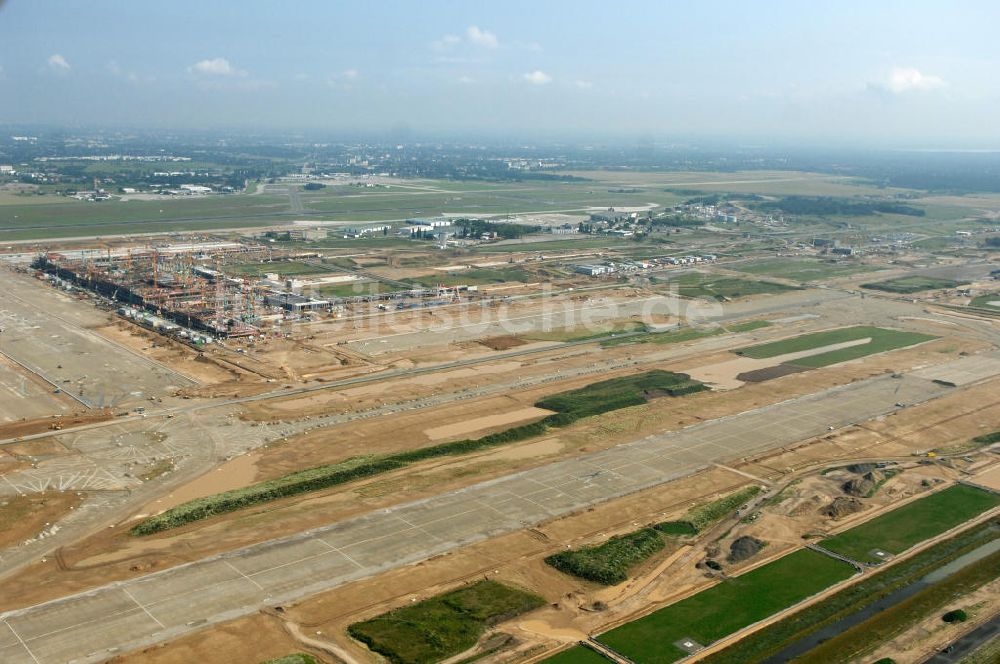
[701, 521, 1000, 664]
[861, 276, 965, 294]
[657, 485, 763, 534]
[347, 580, 544, 664]
[545, 528, 665, 585]
[132, 370, 705, 535]
[542, 645, 612, 663]
[735, 325, 935, 366]
[798, 547, 1000, 663]
[597, 549, 855, 664]
[656, 273, 800, 300]
[820, 484, 1000, 564]
[973, 430, 1000, 445]
[259, 655, 319, 664]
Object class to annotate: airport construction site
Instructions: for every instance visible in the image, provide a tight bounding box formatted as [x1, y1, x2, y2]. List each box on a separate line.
[1, 233, 1000, 664]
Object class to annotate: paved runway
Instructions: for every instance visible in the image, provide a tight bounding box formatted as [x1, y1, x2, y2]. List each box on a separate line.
[0, 369, 962, 663]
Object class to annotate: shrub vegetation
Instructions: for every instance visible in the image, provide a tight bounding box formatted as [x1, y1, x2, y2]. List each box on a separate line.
[347, 580, 544, 664]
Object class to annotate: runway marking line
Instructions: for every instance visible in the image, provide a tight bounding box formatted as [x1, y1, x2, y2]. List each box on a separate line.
[3, 619, 41, 664]
[121, 587, 164, 630]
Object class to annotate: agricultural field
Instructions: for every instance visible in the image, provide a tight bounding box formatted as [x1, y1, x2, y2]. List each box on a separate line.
[597, 549, 854, 664]
[861, 275, 966, 294]
[819, 484, 1000, 564]
[347, 580, 544, 664]
[703, 521, 1000, 664]
[655, 272, 801, 300]
[735, 325, 936, 367]
[733, 257, 884, 282]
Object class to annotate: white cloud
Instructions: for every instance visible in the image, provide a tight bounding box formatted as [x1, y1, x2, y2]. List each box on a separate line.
[573, 79, 593, 90]
[466, 26, 499, 49]
[189, 57, 245, 77]
[431, 34, 461, 51]
[47, 54, 70, 73]
[341, 68, 359, 80]
[327, 69, 360, 87]
[885, 67, 945, 93]
[458, 75, 476, 85]
[523, 70, 552, 85]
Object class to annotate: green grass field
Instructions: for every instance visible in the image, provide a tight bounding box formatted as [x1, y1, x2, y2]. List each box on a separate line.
[734, 258, 883, 282]
[524, 320, 649, 343]
[656, 272, 800, 300]
[702, 521, 1000, 664]
[313, 281, 389, 298]
[820, 484, 1000, 564]
[601, 320, 771, 349]
[969, 293, 1000, 310]
[542, 646, 612, 664]
[347, 580, 544, 664]
[735, 326, 935, 367]
[861, 275, 966, 294]
[597, 549, 854, 664]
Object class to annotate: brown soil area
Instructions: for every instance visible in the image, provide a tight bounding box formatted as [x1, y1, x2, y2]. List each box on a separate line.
[95, 322, 234, 385]
[737, 363, 811, 383]
[0, 492, 82, 549]
[478, 335, 528, 351]
[0, 409, 114, 440]
[105, 612, 310, 664]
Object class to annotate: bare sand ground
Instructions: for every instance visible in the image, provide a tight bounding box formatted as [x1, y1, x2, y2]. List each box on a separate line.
[424, 407, 551, 440]
[136, 452, 261, 516]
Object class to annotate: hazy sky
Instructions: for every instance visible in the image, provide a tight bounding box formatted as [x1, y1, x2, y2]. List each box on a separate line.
[2, 0, 999, 144]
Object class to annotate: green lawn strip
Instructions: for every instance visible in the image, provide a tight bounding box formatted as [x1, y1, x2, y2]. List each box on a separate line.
[347, 580, 544, 664]
[596, 549, 855, 664]
[820, 484, 1000, 564]
[701, 521, 1000, 664]
[541, 645, 613, 663]
[259, 655, 319, 664]
[545, 528, 666, 585]
[973, 430, 1000, 445]
[131, 370, 705, 535]
[797, 547, 1000, 663]
[735, 326, 935, 365]
[404, 267, 534, 288]
[861, 276, 966, 294]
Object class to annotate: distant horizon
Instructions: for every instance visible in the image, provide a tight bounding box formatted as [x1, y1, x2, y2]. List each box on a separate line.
[4, 1, 1000, 144]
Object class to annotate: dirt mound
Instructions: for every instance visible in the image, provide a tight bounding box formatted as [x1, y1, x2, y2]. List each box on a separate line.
[478, 336, 527, 351]
[821, 496, 866, 519]
[727, 536, 767, 563]
[842, 470, 885, 497]
[736, 364, 811, 383]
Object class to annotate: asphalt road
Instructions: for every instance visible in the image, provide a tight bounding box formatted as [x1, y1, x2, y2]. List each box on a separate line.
[0, 369, 958, 664]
